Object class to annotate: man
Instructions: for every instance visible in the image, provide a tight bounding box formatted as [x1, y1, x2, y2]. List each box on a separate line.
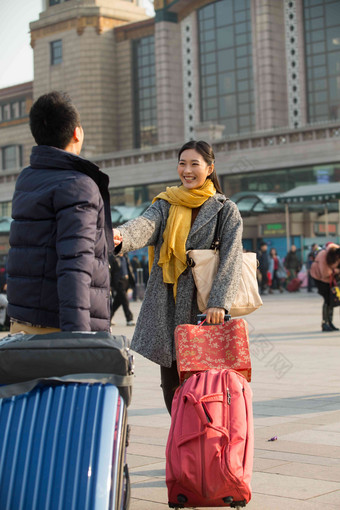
[110, 253, 135, 326]
[284, 244, 301, 282]
[130, 255, 141, 301]
[7, 91, 113, 333]
[257, 242, 270, 295]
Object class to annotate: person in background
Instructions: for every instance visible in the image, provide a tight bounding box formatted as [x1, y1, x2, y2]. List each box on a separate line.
[130, 255, 141, 301]
[257, 242, 270, 295]
[6, 91, 112, 334]
[110, 253, 136, 327]
[310, 243, 340, 331]
[0, 284, 10, 332]
[141, 255, 149, 286]
[268, 248, 285, 293]
[307, 243, 320, 292]
[284, 244, 301, 282]
[113, 140, 243, 414]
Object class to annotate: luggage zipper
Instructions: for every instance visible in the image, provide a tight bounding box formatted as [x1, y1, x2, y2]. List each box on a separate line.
[201, 375, 209, 498]
[225, 373, 231, 473]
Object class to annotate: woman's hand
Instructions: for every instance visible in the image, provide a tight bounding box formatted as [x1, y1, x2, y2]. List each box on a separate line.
[113, 228, 122, 247]
[204, 307, 225, 324]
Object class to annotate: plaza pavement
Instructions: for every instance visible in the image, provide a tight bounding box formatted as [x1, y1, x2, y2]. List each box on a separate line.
[1, 289, 339, 509]
[112, 289, 340, 509]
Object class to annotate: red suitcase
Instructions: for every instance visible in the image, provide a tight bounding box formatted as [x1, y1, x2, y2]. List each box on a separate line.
[286, 277, 301, 292]
[175, 317, 251, 384]
[166, 369, 254, 508]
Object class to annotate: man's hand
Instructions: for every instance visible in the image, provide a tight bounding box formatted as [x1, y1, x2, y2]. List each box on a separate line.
[113, 228, 122, 247]
[204, 307, 225, 324]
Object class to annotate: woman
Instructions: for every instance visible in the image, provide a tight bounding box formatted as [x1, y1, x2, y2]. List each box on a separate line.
[310, 243, 340, 331]
[114, 140, 243, 413]
[268, 248, 285, 293]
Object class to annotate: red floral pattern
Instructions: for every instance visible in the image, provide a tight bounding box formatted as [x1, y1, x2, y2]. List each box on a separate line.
[175, 319, 251, 383]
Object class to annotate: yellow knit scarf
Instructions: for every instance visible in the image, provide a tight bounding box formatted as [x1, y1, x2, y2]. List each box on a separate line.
[149, 179, 216, 300]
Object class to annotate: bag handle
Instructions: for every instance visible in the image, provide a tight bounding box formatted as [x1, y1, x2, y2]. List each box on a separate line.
[176, 392, 229, 447]
[210, 199, 228, 250]
[0, 373, 134, 399]
[186, 199, 228, 267]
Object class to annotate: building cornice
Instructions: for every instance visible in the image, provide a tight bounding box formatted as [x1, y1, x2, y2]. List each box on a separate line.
[154, 0, 215, 22]
[114, 17, 155, 42]
[0, 82, 33, 101]
[0, 118, 29, 130]
[1, 123, 339, 191]
[92, 122, 340, 169]
[30, 15, 127, 47]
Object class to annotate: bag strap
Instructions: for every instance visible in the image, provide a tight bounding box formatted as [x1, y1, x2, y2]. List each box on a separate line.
[210, 199, 228, 250]
[186, 198, 228, 267]
[0, 373, 134, 399]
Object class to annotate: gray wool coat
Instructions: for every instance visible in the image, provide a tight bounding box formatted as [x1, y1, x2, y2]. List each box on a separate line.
[119, 193, 243, 367]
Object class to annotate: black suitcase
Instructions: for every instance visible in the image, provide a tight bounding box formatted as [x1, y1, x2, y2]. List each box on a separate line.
[0, 332, 134, 405]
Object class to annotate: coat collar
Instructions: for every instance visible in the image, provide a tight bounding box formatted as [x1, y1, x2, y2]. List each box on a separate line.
[30, 145, 114, 254]
[187, 193, 226, 241]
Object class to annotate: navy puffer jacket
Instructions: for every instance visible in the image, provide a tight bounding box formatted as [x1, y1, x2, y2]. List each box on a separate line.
[7, 145, 113, 331]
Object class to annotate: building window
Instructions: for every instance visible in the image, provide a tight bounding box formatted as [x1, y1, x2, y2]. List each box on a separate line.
[51, 40, 62, 65]
[20, 99, 27, 116]
[49, 0, 70, 5]
[0, 98, 28, 125]
[3, 104, 11, 122]
[132, 36, 157, 148]
[0, 202, 12, 217]
[2, 146, 21, 170]
[198, 0, 254, 136]
[304, 0, 340, 122]
[11, 102, 20, 119]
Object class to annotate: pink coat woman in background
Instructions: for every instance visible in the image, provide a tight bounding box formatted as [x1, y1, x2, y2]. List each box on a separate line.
[310, 243, 340, 332]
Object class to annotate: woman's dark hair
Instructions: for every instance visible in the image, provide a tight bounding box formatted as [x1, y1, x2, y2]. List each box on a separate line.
[326, 247, 340, 266]
[29, 91, 81, 149]
[177, 140, 223, 194]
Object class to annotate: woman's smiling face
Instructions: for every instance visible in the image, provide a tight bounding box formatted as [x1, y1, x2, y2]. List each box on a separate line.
[177, 149, 213, 189]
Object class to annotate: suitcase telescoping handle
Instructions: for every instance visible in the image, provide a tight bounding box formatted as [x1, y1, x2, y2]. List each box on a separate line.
[197, 313, 231, 325]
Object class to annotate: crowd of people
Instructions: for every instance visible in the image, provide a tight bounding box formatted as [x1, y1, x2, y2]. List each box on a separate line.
[257, 240, 340, 332]
[256, 241, 322, 295]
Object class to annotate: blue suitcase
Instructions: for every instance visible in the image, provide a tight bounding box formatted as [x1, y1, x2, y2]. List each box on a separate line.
[0, 382, 130, 510]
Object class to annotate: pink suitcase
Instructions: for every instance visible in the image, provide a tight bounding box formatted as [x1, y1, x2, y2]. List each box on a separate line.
[175, 318, 252, 384]
[166, 368, 254, 508]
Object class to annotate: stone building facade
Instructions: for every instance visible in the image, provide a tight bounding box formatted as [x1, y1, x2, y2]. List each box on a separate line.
[0, 0, 340, 256]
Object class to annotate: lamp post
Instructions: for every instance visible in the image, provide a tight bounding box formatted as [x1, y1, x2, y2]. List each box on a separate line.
[285, 203, 290, 252]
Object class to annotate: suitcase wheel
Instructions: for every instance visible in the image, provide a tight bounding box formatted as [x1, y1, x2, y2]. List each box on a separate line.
[223, 497, 234, 504]
[168, 504, 184, 509]
[230, 500, 247, 508]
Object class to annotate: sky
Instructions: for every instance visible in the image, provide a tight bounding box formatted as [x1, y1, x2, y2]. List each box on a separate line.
[0, 0, 154, 89]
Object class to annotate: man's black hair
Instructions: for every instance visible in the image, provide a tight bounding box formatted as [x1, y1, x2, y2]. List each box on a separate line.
[29, 91, 81, 149]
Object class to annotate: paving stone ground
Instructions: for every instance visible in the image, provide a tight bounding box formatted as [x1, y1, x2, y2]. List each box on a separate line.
[112, 289, 340, 509]
[2, 288, 339, 509]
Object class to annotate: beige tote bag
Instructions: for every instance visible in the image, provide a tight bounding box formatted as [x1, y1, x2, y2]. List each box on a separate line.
[187, 250, 263, 317]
